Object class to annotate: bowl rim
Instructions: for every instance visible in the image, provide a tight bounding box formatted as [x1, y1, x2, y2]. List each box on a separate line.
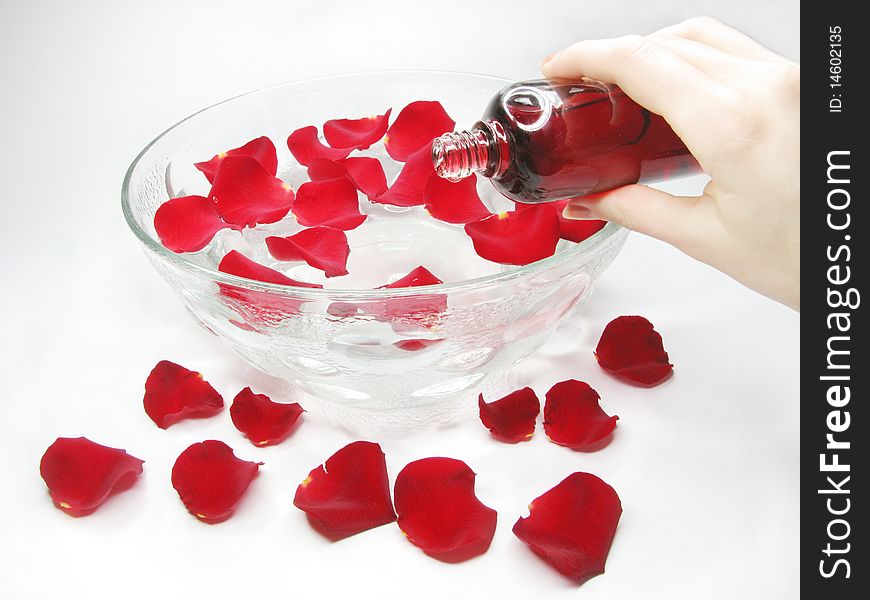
[121, 69, 624, 299]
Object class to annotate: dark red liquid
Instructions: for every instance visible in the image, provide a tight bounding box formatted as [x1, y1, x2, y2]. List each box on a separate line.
[481, 80, 701, 203]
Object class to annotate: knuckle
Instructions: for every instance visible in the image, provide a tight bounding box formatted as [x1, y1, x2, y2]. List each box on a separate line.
[614, 34, 658, 64]
[717, 88, 764, 140]
[679, 15, 720, 33]
[659, 16, 719, 39]
[771, 63, 801, 95]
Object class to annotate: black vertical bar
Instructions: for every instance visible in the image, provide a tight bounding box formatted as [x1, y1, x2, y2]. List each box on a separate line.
[803, 4, 867, 597]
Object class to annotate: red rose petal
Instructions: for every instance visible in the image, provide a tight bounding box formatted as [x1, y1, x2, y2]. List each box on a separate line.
[171, 440, 261, 524]
[516, 201, 607, 243]
[217, 251, 321, 322]
[513, 472, 622, 584]
[389, 321, 444, 351]
[464, 207, 560, 265]
[218, 250, 322, 288]
[287, 126, 353, 166]
[209, 155, 294, 228]
[393, 338, 444, 352]
[194, 136, 278, 184]
[394, 457, 497, 563]
[341, 157, 389, 197]
[323, 110, 391, 150]
[558, 215, 608, 243]
[229, 318, 258, 332]
[382, 265, 443, 289]
[293, 441, 397, 541]
[326, 301, 373, 319]
[424, 173, 491, 224]
[595, 315, 673, 386]
[384, 101, 455, 162]
[153, 195, 230, 253]
[292, 178, 367, 230]
[371, 145, 434, 207]
[306, 158, 347, 182]
[324, 266, 446, 323]
[143, 360, 224, 429]
[380, 266, 447, 325]
[308, 157, 388, 198]
[230, 387, 304, 446]
[478, 387, 540, 443]
[543, 380, 618, 451]
[39, 437, 144, 517]
[266, 227, 350, 278]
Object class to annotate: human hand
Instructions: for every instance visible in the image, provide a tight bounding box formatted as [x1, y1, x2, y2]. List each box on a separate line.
[542, 17, 800, 311]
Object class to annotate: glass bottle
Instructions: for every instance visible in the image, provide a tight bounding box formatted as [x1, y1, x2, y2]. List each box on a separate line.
[431, 78, 702, 203]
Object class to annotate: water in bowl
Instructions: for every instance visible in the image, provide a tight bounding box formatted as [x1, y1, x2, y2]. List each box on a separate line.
[156, 141, 592, 426]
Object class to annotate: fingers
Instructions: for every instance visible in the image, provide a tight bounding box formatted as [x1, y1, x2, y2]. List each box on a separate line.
[648, 33, 748, 76]
[656, 16, 790, 64]
[539, 24, 781, 159]
[562, 185, 716, 253]
[542, 34, 715, 129]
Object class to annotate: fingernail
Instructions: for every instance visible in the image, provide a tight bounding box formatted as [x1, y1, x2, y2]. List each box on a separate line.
[563, 203, 592, 220]
[540, 52, 557, 68]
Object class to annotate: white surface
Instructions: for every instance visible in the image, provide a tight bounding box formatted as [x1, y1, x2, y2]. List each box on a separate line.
[0, 1, 799, 599]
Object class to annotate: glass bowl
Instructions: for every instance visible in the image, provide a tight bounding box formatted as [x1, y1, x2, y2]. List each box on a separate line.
[122, 71, 628, 427]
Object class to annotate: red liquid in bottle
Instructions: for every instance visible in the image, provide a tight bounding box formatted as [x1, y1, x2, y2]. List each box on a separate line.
[432, 79, 702, 203]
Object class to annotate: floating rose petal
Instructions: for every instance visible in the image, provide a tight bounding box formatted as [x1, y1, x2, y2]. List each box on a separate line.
[218, 250, 321, 288]
[323, 110, 391, 150]
[464, 207, 560, 265]
[308, 157, 388, 198]
[326, 301, 372, 319]
[424, 173, 491, 224]
[382, 265, 443, 289]
[389, 321, 444, 351]
[478, 387, 540, 443]
[266, 227, 350, 278]
[171, 440, 261, 524]
[194, 136, 278, 184]
[293, 178, 367, 230]
[209, 155, 294, 228]
[595, 315, 673, 386]
[143, 360, 224, 429]
[393, 338, 444, 352]
[558, 215, 607, 244]
[218, 251, 321, 324]
[154, 195, 230, 253]
[341, 157, 389, 197]
[40, 437, 144, 517]
[515, 201, 607, 243]
[229, 318, 258, 332]
[324, 301, 388, 320]
[394, 457, 497, 563]
[513, 472, 622, 584]
[306, 158, 347, 182]
[230, 387, 304, 446]
[371, 146, 434, 207]
[543, 380, 618, 451]
[287, 126, 353, 166]
[380, 266, 447, 326]
[293, 441, 396, 541]
[384, 101, 455, 161]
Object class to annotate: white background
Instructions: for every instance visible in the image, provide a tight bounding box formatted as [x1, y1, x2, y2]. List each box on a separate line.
[0, 1, 799, 599]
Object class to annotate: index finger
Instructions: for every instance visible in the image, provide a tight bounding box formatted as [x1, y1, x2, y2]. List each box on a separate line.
[541, 35, 723, 151]
[657, 16, 791, 64]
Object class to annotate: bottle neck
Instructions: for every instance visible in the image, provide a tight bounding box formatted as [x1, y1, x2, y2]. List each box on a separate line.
[431, 120, 510, 182]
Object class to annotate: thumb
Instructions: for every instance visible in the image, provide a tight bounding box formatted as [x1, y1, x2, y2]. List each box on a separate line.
[563, 184, 712, 250]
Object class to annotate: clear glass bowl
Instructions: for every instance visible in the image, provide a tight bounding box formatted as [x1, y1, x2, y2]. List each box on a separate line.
[122, 71, 628, 427]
